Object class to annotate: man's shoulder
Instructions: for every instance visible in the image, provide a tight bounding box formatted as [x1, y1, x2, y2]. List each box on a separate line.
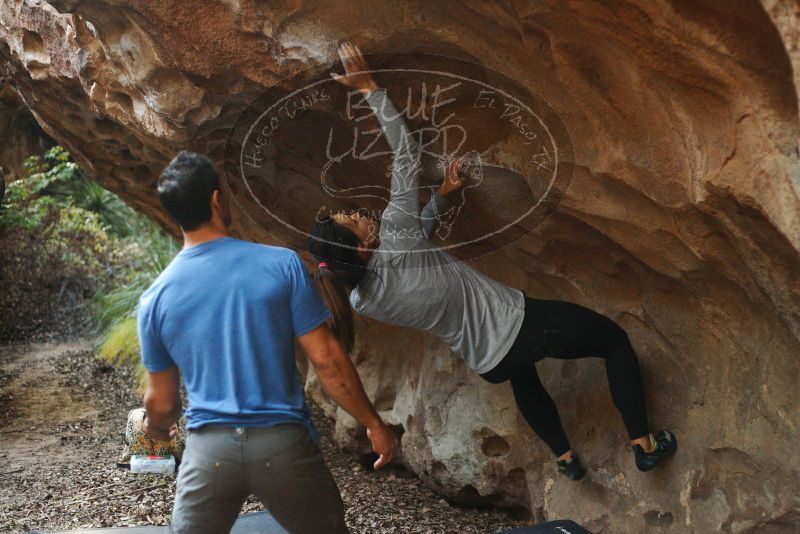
[138, 257, 177, 307]
[137, 248, 193, 313]
[138, 267, 172, 312]
[227, 239, 297, 262]
[227, 241, 305, 286]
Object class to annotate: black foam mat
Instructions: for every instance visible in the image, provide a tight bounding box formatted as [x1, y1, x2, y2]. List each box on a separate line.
[28, 511, 287, 533]
[31, 514, 592, 533]
[498, 519, 594, 533]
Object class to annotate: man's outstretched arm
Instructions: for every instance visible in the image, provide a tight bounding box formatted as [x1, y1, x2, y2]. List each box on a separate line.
[298, 322, 397, 469]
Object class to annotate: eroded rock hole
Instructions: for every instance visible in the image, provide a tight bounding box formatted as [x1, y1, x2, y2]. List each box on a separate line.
[480, 434, 511, 457]
[21, 30, 46, 55]
[644, 510, 674, 528]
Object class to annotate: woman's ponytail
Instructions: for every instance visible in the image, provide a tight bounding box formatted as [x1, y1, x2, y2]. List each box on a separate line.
[313, 265, 357, 353]
[308, 216, 370, 353]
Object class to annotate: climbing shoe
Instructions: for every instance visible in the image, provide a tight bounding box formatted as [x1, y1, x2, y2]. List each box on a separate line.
[633, 429, 677, 472]
[557, 454, 586, 481]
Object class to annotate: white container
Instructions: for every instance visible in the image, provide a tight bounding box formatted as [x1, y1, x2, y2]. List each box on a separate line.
[130, 454, 176, 474]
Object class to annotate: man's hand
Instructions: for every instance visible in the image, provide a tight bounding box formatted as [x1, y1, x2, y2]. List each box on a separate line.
[437, 155, 469, 196]
[367, 423, 398, 470]
[144, 417, 178, 442]
[330, 42, 378, 96]
[299, 324, 398, 467]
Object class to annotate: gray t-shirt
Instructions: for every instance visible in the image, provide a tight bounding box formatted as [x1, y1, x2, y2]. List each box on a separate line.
[349, 88, 525, 375]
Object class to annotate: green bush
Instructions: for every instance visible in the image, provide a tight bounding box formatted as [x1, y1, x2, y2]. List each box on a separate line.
[1, 145, 178, 381]
[1, 147, 121, 340]
[95, 217, 180, 328]
[94, 218, 178, 389]
[1, 146, 119, 287]
[97, 317, 147, 391]
[1, 146, 83, 229]
[1, 146, 133, 236]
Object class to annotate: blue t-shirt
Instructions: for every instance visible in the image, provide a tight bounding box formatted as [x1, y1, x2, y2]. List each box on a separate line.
[136, 237, 330, 438]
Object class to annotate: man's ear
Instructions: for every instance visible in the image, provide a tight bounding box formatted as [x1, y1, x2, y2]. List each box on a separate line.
[212, 188, 232, 227]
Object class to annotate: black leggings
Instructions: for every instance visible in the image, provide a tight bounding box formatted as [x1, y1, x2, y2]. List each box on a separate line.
[480, 297, 649, 457]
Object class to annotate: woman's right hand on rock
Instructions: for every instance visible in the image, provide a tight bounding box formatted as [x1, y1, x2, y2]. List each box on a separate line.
[437, 154, 469, 196]
[330, 42, 378, 96]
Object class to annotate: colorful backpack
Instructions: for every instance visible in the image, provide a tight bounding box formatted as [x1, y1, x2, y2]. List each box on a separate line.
[118, 407, 185, 466]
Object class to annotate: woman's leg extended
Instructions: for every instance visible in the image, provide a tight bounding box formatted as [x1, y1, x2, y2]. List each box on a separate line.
[602, 327, 650, 441]
[517, 298, 650, 441]
[509, 364, 572, 457]
[480, 302, 573, 458]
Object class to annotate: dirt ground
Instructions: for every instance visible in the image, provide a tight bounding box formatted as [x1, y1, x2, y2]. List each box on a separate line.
[0, 342, 526, 533]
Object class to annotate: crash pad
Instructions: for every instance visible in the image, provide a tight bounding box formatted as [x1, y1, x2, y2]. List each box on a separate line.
[31, 514, 592, 533]
[28, 511, 287, 534]
[498, 519, 594, 533]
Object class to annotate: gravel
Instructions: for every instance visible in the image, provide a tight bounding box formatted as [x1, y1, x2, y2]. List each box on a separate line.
[0, 343, 526, 533]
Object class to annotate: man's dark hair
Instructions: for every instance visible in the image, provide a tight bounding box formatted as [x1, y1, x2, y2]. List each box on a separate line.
[157, 150, 220, 231]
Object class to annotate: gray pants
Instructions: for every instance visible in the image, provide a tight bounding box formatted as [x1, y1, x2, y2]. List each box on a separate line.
[171, 423, 347, 534]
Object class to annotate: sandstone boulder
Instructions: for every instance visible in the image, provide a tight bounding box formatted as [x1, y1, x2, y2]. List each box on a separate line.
[0, 82, 52, 181]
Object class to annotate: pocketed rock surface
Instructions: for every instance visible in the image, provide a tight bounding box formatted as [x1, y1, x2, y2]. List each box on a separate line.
[0, 343, 524, 533]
